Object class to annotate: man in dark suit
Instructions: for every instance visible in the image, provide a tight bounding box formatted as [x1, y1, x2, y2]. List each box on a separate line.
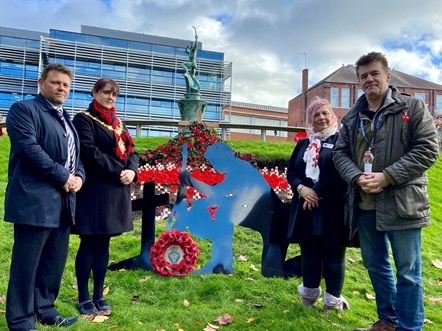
[5, 63, 85, 331]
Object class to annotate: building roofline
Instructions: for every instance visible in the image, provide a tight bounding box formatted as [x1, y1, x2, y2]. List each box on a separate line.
[80, 25, 202, 50]
[0, 26, 48, 40]
[306, 64, 442, 93]
[231, 101, 288, 113]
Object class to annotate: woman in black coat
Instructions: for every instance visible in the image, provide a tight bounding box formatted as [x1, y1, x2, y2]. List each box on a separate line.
[72, 78, 138, 315]
[287, 97, 348, 313]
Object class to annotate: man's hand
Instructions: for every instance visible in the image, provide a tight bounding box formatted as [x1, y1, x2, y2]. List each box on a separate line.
[62, 174, 76, 192]
[356, 172, 389, 193]
[69, 176, 83, 193]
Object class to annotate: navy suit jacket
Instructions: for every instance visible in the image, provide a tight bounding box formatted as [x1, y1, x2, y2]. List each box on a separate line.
[5, 93, 85, 227]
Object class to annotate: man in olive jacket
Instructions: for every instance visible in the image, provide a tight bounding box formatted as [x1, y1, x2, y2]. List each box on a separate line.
[333, 52, 438, 331]
[5, 63, 85, 331]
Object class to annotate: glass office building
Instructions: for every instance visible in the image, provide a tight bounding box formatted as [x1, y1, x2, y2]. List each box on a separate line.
[0, 25, 232, 137]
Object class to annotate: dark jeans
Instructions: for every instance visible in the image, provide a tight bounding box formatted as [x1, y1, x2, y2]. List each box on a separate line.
[299, 239, 346, 297]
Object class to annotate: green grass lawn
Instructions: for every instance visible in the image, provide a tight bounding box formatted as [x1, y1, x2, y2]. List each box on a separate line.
[0, 136, 441, 331]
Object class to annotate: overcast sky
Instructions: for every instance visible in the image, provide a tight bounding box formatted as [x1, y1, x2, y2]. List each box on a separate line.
[1, 0, 442, 107]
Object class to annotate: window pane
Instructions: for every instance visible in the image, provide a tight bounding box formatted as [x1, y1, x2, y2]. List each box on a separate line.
[341, 88, 350, 108]
[152, 44, 175, 55]
[436, 95, 442, 115]
[330, 87, 339, 107]
[1, 36, 26, 47]
[415, 92, 426, 102]
[77, 34, 103, 45]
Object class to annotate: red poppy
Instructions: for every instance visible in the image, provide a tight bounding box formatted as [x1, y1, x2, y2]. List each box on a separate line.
[402, 113, 410, 123]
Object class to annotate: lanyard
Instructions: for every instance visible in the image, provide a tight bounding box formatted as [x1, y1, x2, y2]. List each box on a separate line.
[359, 111, 384, 150]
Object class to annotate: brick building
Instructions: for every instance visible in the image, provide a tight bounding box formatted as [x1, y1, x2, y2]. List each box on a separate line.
[223, 101, 288, 141]
[288, 65, 442, 141]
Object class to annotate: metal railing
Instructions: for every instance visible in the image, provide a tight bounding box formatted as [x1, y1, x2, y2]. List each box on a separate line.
[0, 119, 304, 141]
[123, 120, 305, 141]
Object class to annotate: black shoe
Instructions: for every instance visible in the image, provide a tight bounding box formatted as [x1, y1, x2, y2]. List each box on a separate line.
[77, 299, 98, 315]
[94, 298, 112, 316]
[39, 315, 80, 327]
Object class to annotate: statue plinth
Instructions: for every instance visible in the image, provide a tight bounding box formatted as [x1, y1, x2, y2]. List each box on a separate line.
[178, 95, 207, 124]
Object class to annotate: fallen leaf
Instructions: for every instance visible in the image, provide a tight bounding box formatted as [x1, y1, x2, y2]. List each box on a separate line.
[237, 255, 248, 262]
[428, 297, 442, 303]
[92, 315, 109, 323]
[117, 268, 126, 272]
[139, 276, 151, 283]
[282, 310, 289, 314]
[183, 299, 190, 307]
[250, 264, 259, 271]
[253, 303, 264, 308]
[435, 278, 442, 285]
[348, 258, 356, 263]
[234, 298, 243, 303]
[352, 291, 360, 295]
[71, 283, 78, 291]
[83, 315, 95, 322]
[102, 286, 110, 296]
[432, 259, 442, 269]
[424, 318, 434, 324]
[245, 277, 254, 281]
[206, 322, 219, 330]
[246, 317, 256, 323]
[0, 309, 6, 314]
[365, 293, 375, 300]
[214, 313, 234, 325]
[194, 321, 202, 325]
[0, 295, 5, 305]
[156, 329, 166, 331]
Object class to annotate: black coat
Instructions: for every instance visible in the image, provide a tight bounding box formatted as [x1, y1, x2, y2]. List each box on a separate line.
[72, 103, 139, 235]
[287, 134, 346, 245]
[5, 94, 85, 227]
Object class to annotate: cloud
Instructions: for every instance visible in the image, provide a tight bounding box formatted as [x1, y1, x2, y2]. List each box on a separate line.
[1, 0, 441, 107]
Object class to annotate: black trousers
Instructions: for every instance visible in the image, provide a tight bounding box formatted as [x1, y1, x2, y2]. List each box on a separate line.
[6, 222, 70, 331]
[299, 239, 346, 297]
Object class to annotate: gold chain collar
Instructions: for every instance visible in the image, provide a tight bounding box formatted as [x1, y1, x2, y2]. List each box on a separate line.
[78, 110, 124, 135]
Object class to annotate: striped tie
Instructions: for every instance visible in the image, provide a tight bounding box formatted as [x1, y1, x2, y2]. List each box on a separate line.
[56, 108, 76, 174]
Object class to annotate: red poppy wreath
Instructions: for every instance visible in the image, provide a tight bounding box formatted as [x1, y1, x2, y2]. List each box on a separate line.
[150, 230, 199, 276]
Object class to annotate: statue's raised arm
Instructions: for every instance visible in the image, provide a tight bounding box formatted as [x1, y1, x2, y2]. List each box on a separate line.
[181, 26, 201, 94]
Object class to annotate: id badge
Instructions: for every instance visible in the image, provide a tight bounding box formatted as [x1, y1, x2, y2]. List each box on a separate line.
[364, 150, 374, 173]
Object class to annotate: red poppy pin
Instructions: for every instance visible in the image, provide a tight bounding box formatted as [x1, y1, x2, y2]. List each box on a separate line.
[402, 113, 410, 123]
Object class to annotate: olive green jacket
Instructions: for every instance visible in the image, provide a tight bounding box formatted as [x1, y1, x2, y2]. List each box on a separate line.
[333, 87, 439, 241]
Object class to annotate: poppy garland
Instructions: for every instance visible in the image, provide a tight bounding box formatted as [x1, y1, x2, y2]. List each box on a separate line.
[150, 230, 199, 276]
